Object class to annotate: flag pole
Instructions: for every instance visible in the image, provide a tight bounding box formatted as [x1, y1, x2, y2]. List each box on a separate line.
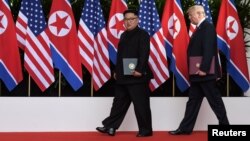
[59, 71, 62, 97]
[28, 75, 31, 97]
[227, 73, 229, 97]
[91, 77, 93, 97]
[172, 74, 175, 97]
[0, 81, 1, 96]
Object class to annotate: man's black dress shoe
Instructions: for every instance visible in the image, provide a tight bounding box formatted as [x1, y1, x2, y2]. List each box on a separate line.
[107, 128, 116, 136]
[96, 127, 116, 136]
[168, 129, 191, 135]
[136, 132, 153, 137]
[96, 127, 107, 133]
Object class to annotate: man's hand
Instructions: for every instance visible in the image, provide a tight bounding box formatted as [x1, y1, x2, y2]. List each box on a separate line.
[196, 70, 206, 76]
[132, 70, 142, 77]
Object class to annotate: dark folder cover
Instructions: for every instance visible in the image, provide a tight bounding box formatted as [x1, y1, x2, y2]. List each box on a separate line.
[123, 58, 138, 75]
[189, 56, 215, 75]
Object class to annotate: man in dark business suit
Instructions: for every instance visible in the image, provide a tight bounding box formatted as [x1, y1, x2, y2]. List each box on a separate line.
[96, 9, 153, 137]
[169, 5, 229, 135]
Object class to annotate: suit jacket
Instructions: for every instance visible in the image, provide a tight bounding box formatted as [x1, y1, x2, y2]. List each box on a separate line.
[115, 26, 153, 84]
[187, 20, 221, 82]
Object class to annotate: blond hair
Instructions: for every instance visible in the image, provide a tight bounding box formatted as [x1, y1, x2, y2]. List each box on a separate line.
[187, 5, 206, 17]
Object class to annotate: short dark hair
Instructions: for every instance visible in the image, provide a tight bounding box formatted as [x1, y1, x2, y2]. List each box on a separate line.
[123, 9, 138, 16]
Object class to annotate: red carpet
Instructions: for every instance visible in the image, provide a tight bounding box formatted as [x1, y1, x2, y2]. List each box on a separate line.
[0, 131, 207, 141]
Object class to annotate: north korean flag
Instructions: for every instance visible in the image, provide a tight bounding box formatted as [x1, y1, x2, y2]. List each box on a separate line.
[46, 0, 83, 91]
[217, 0, 249, 92]
[161, 0, 190, 92]
[107, 0, 127, 64]
[0, 0, 23, 91]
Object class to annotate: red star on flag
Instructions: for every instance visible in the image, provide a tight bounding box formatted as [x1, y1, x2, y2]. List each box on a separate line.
[0, 15, 5, 29]
[111, 16, 124, 36]
[170, 19, 178, 34]
[227, 20, 236, 33]
[50, 14, 69, 35]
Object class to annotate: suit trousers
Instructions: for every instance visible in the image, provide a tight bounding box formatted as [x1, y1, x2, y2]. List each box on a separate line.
[179, 80, 229, 132]
[102, 83, 152, 134]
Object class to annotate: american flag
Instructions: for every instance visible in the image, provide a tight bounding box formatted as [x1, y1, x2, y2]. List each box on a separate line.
[0, 0, 23, 91]
[217, 0, 249, 92]
[16, 0, 54, 91]
[189, 0, 213, 36]
[161, 0, 190, 92]
[139, 0, 170, 91]
[78, 0, 111, 90]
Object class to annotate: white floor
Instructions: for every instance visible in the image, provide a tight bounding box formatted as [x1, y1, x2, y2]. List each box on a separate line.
[0, 97, 249, 132]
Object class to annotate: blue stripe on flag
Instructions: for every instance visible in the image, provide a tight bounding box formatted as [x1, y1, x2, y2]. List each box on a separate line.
[228, 61, 250, 92]
[217, 37, 230, 59]
[0, 62, 17, 91]
[50, 45, 83, 91]
[169, 59, 190, 92]
[108, 43, 117, 65]
[165, 40, 173, 59]
[217, 36, 250, 92]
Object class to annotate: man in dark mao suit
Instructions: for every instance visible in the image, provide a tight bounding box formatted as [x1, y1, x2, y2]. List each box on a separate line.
[96, 9, 153, 137]
[169, 5, 229, 135]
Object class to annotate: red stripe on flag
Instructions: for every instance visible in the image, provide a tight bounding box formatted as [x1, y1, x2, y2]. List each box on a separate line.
[78, 24, 94, 73]
[78, 0, 110, 91]
[149, 31, 169, 91]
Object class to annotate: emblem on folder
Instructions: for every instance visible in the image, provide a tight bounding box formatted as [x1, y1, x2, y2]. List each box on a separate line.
[129, 63, 136, 70]
[123, 58, 138, 75]
[189, 56, 215, 75]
